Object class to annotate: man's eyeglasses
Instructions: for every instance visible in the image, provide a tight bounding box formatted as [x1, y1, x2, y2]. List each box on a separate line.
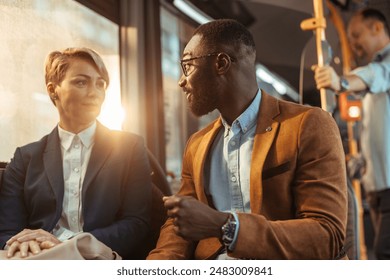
[180, 52, 235, 77]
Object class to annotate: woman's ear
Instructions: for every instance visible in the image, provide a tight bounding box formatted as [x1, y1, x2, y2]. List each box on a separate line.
[46, 83, 58, 104]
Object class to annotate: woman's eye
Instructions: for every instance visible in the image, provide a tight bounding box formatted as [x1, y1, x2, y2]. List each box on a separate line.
[75, 80, 87, 86]
[96, 80, 106, 89]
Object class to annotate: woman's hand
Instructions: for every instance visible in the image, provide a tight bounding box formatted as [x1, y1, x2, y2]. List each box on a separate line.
[6, 229, 61, 258]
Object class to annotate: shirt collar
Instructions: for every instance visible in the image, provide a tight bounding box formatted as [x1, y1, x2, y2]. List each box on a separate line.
[221, 89, 261, 136]
[58, 121, 97, 150]
[373, 43, 390, 62]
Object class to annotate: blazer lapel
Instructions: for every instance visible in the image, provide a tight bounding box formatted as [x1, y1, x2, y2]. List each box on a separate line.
[82, 123, 113, 197]
[193, 119, 223, 203]
[43, 127, 64, 214]
[192, 119, 224, 258]
[250, 92, 280, 214]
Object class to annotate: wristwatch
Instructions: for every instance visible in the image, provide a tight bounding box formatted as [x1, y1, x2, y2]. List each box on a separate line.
[221, 213, 237, 248]
[339, 76, 350, 92]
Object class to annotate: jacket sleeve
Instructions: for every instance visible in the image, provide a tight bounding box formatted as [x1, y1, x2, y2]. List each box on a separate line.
[88, 135, 152, 258]
[0, 148, 29, 248]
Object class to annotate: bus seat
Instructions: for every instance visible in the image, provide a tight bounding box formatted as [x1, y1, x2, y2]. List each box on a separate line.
[344, 177, 360, 260]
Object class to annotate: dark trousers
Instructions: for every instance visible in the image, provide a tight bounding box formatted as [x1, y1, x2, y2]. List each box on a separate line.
[367, 188, 390, 259]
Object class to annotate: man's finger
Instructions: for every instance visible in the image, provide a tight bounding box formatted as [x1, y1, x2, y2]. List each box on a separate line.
[163, 195, 182, 209]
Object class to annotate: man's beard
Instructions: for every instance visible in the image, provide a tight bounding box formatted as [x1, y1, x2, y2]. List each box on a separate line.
[189, 91, 218, 117]
[189, 90, 219, 117]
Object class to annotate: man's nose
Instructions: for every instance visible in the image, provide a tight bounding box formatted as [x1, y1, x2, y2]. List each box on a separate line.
[178, 75, 186, 87]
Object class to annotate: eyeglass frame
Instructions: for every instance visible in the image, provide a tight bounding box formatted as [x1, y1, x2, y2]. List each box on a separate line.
[180, 52, 235, 77]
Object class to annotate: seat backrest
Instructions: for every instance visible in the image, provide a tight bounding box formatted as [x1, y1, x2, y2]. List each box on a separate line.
[344, 178, 360, 260]
[0, 162, 7, 188]
[147, 150, 172, 196]
[0, 168, 3, 186]
[129, 151, 170, 259]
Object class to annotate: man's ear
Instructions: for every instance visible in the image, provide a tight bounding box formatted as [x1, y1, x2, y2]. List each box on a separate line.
[215, 53, 232, 74]
[372, 21, 383, 35]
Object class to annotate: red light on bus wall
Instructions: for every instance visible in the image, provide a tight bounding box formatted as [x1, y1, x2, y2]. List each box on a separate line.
[339, 92, 362, 121]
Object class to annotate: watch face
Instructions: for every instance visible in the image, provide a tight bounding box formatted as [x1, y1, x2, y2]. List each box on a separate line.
[222, 215, 237, 246]
[341, 77, 349, 91]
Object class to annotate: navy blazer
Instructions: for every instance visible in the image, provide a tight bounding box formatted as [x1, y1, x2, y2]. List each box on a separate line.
[0, 123, 152, 259]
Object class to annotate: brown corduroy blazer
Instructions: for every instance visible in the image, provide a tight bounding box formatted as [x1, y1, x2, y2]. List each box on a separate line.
[148, 91, 348, 260]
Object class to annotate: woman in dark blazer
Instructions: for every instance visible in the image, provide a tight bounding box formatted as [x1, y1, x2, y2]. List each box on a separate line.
[0, 47, 152, 259]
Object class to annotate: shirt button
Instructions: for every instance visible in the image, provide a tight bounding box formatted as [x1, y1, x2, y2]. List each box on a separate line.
[231, 176, 237, 182]
[231, 140, 236, 146]
[72, 217, 77, 222]
[74, 144, 80, 149]
[73, 167, 79, 173]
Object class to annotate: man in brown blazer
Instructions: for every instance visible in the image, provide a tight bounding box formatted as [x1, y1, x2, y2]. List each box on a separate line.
[148, 19, 347, 260]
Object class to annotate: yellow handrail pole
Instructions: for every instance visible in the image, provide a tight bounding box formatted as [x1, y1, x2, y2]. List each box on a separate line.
[301, 0, 328, 111]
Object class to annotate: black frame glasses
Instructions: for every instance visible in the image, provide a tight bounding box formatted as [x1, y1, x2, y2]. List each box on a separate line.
[180, 52, 235, 77]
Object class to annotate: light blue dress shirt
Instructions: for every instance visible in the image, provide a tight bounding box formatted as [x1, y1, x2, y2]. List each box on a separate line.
[351, 43, 390, 192]
[205, 89, 261, 253]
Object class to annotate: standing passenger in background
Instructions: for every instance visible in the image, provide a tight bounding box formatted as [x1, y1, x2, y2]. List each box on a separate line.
[0, 47, 152, 259]
[148, 19, 348, 260]
[314, 8, 390, 259]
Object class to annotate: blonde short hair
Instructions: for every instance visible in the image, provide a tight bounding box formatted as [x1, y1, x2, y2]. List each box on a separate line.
[44, 47, 109, 88]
